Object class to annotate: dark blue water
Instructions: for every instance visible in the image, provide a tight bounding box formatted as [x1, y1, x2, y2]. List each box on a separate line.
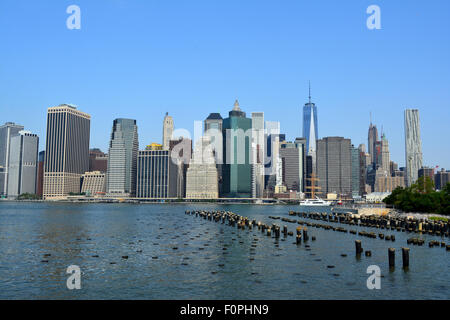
[0, 202, 448, 299]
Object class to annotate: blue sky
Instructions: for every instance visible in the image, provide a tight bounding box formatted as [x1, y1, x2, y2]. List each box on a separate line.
[1, 0, 449, 169]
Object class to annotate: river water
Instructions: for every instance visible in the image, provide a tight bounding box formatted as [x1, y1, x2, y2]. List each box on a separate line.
[0, 202, 448, 299]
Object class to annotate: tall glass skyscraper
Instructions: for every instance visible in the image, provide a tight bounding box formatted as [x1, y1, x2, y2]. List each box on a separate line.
[222, 100, 252, 198]
[302, 84, 318, 172]
[106, 118, 139, 196]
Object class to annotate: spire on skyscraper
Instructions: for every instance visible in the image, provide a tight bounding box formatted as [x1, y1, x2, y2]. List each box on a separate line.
[233, 99, 240, 111]
[308, 81, 311, 104]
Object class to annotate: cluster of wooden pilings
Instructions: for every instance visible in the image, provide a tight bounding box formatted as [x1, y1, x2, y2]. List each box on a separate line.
[185, 210, 314, 244]
[288, 211, 450, 237]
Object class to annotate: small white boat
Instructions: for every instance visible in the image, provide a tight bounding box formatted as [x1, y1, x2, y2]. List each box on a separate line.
[300, 197, 331, 206]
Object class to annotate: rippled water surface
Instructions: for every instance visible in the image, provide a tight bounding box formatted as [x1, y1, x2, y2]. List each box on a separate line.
[0, 202, 448, 299]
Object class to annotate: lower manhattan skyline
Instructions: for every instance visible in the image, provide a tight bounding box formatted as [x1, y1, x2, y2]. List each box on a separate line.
[1, 0, 449, 169]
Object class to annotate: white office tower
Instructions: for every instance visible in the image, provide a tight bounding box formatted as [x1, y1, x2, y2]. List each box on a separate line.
[404, 109, 423, 186]
[186, 136, 219, 199]
[163, 112, 174, 151]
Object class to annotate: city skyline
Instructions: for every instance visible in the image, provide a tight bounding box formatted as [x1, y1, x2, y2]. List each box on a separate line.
[1, 1, 449, 169]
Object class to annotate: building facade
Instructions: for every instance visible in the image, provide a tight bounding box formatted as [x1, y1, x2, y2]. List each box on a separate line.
[279, 138, 306, 193]
[43, 105, 90, 199]
[351, 145, 360, 198]
[316, 137, 352, 197]
[89, 148, 108, 172]
[36, 151, 45, 198]
[186, 136, 219, 199]
[435, 169, 450, 190]
[302, 86, 318, 173]
[7, 131, 39, 198]
[106, 118, 138, 197]
[162, 112, 174, 151]
[136, 150, 178, 199]
[404, 109, 423, 187]
[81, 171, 106, 196]
[0, 122, 24, 196]
[222, 100, 252, 198]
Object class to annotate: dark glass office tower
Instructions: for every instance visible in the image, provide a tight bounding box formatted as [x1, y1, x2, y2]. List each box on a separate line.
[222, 100, 252, 198]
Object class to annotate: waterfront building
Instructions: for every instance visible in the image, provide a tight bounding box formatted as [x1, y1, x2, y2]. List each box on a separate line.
[162, 112, 174, 151]
[7, 131, 39, 198]
[185, 136, 219, 199]
[316, 137, 352, 197]
[222, 100, 252, 198]
[106, 118, 138, 197]
[351, 145, 360, 197]
[435, 169, 450, 190]
[43, 105, 90, 199]
[136, 149, 178, 199]
[81, 171, 106, 196]
[358, 144, 368, 196]
[36, 151, 45, 198]
[302, 84, 318, 173]
[279, 138, 306, 192]
[0, 122, 24, 196]
[404, 109, 423, 186]
[89, 148, 108, 172]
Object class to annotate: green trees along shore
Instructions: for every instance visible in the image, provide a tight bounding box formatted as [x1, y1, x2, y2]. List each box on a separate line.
[383, 177, 450, 215]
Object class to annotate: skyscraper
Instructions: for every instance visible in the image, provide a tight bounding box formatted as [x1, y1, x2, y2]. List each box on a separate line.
[7, 131, 39, 198]
[204, 113, 223, 194]
[368, 120, 378, 167]
[280, 138, 306, 192]
[351, 145, 360, 198]
[43, 105, 90, 199]
[404, 109, 423, 186]
[136, 149, 178, 199]
[163, 112, 174, 151]
[316, 137, 352, 197]
[222, 100, 252, 198]
[0, 122, 24, 196]
[106, 118, 139, 197]
[264, 121, 281, 191]
[251, 112, 265, 198]
[302, 83, 318, 173]
[186, 136, 219, 199]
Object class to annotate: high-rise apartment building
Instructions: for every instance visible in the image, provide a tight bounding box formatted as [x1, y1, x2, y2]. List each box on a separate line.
[0, 122, 24, 196]
[43, 105, 90, 199]
[106, 119, 138, 197]
[162, 112, 174, 151]
[404, 109, 423, 186]
[222, 100, 252, 198]
[302, 84, 318, 173]
[316, 137, 352, 197]
[7, 131, 39, 198]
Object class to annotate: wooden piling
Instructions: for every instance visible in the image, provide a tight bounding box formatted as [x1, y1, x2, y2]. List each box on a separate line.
[388, 248, 395, 268]
[402, 247, 410, 268]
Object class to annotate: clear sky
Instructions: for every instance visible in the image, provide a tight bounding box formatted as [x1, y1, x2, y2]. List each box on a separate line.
[1, 0, 449, 169]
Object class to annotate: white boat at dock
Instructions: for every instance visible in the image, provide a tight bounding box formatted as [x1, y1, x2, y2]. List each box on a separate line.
[299, 197, 331, 206]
